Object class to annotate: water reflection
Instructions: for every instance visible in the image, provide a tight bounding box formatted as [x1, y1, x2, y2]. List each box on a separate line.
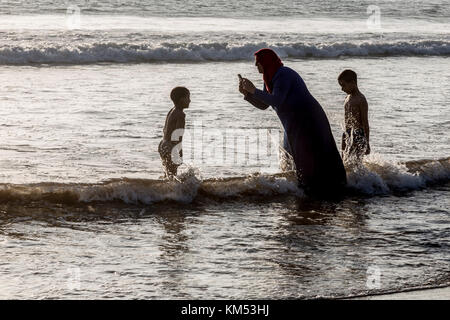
[157, 209, 189, 258]
[269, 197, 373, 297]
[0, 187, 448, 299]
[154, 206, 191, 298]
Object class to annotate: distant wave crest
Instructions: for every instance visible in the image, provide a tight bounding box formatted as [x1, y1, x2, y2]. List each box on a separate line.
[0, 40, 449, 64]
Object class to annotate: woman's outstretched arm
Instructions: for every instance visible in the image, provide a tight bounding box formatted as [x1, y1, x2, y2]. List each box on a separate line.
[252, 72, 291, 109]
[244, 92, 269, 110]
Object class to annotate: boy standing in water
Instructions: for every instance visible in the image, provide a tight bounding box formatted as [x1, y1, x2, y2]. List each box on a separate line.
[338, 70, 370, 163]
[158, 87, 190, 179]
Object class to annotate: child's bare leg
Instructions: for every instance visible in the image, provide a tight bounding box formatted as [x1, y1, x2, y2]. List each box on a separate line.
[166, 161, 179, 180]
[341, 132, 347, 156]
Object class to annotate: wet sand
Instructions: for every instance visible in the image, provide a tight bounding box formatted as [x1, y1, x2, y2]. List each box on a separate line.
[351, 286, 450, 300]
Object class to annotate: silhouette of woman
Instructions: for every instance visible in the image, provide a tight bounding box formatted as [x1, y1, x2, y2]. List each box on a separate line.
[240, 48, 347, 197]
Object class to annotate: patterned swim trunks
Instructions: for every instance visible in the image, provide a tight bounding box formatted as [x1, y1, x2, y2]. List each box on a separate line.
[158, 140, 182, 179]
[342, 128, 369, 162]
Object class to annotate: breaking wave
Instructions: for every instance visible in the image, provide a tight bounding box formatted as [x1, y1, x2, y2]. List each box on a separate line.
[0, 157, 448, 205]
[1, 40, 449, 65]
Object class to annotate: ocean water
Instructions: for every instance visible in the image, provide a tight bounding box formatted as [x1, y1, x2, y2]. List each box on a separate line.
[0, 0, 449, 299]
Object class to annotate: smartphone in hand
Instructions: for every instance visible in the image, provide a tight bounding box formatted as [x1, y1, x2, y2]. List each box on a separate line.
[238, 74, 245, 95]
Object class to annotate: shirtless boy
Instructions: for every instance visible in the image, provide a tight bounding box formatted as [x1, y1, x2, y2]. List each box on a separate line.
[158, 87, 190, 179]
[338, 69, 370, 163]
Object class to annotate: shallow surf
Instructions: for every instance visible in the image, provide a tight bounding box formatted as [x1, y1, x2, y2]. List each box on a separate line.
[0, 156, 448, 208]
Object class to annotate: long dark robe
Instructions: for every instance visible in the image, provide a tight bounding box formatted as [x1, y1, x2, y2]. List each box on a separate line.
[245, 66, 347, 194]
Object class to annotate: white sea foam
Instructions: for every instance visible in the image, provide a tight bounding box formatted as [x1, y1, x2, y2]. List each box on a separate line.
[0, 157, 447, 204]
[78, 167, 202, 204]
[347, 154, 450, 195]
[0, 40, 449, 65]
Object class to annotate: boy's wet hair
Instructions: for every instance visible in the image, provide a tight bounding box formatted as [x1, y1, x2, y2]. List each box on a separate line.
[338, 69, 357, 84]
[170, 87, 190, 104]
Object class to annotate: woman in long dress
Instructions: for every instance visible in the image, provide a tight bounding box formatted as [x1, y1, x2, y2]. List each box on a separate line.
[239, 48, 347, 197]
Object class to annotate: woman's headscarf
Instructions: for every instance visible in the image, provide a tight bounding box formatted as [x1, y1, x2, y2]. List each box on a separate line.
[254, 48, 283, 93]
